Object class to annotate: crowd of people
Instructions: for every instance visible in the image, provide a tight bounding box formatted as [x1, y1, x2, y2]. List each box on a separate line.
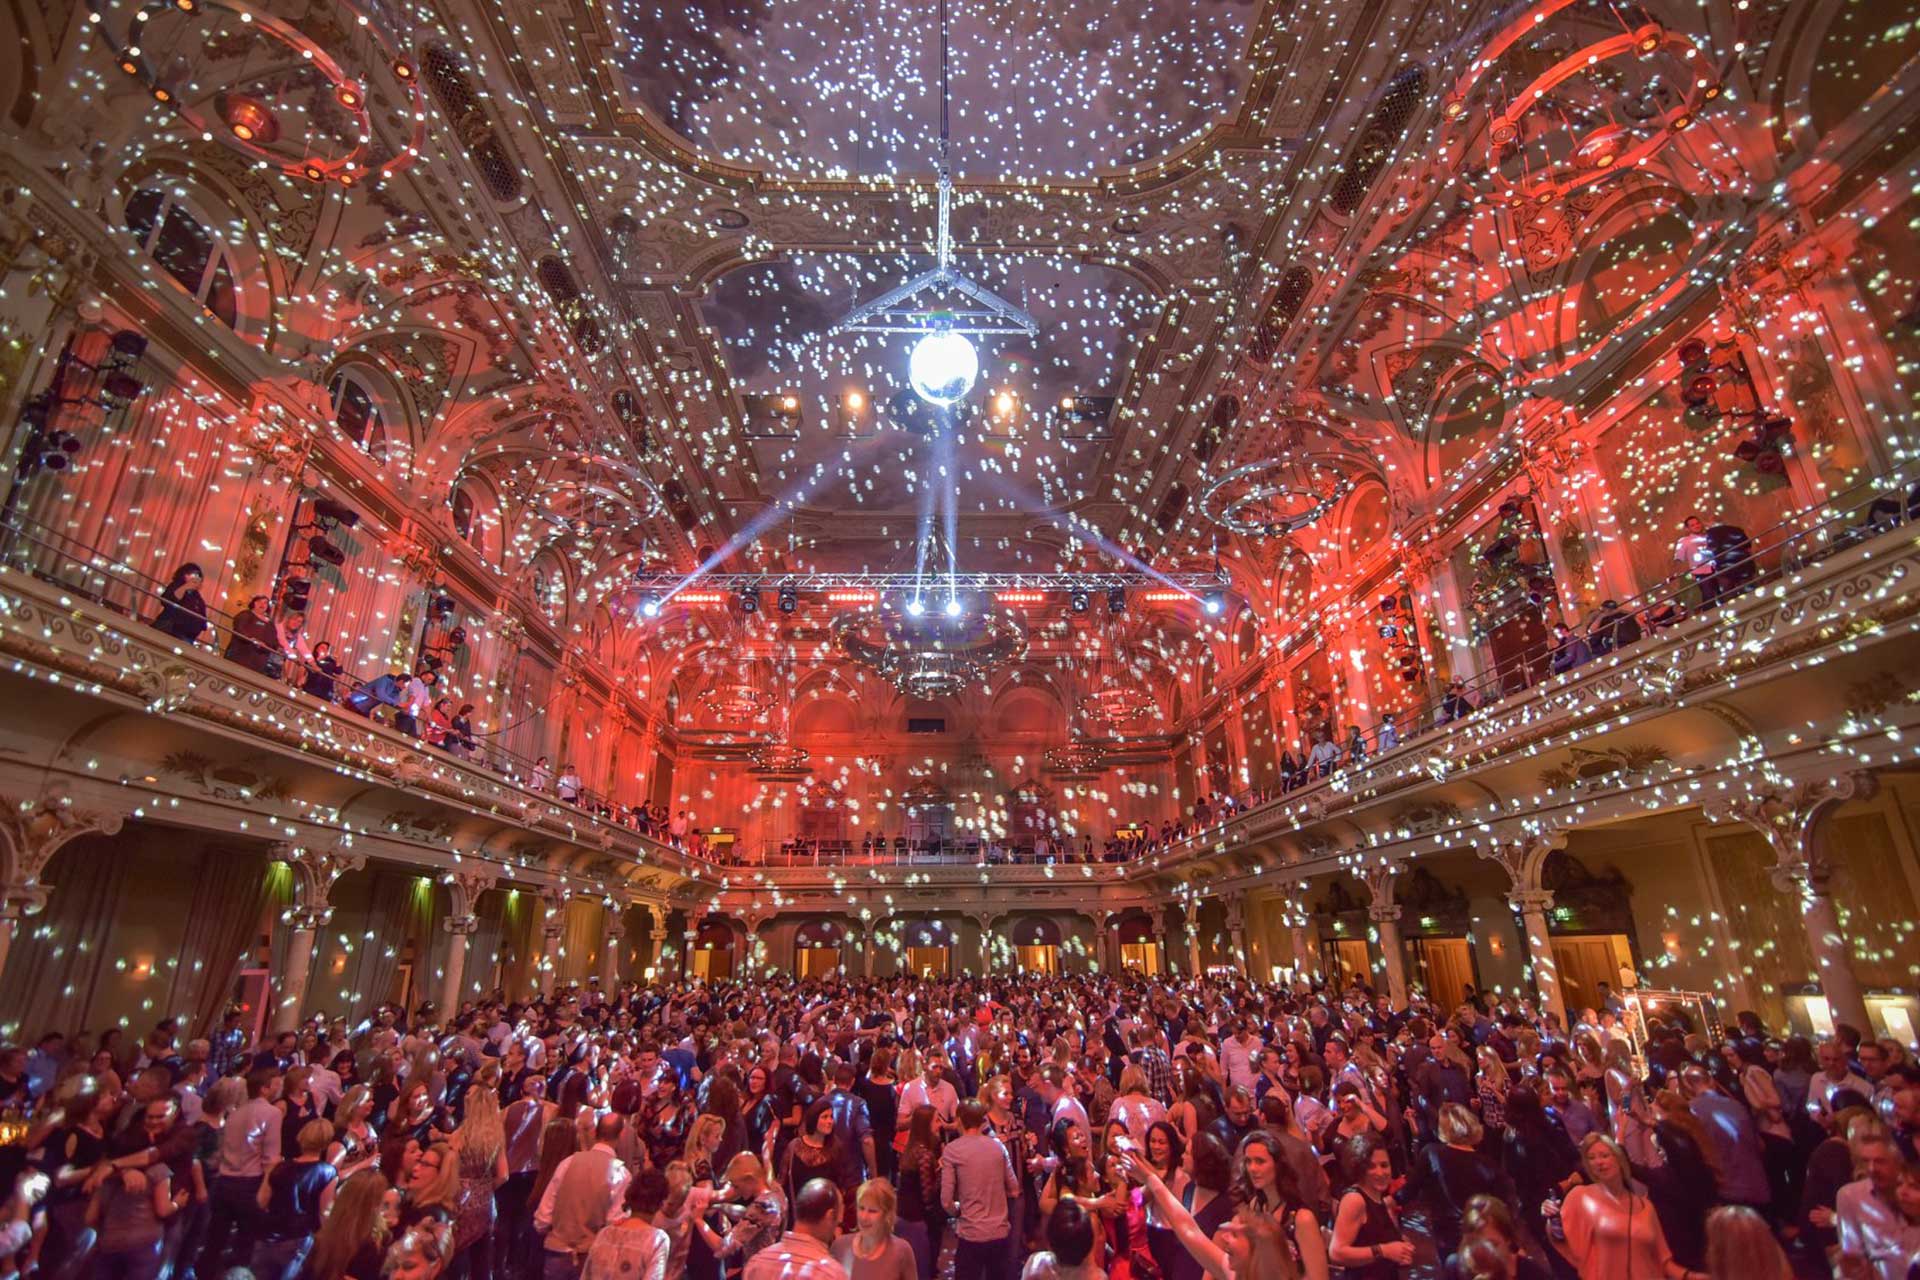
[0, 967, 1914, 1280]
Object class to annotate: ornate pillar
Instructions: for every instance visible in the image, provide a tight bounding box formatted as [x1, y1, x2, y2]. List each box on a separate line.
[972, 912, 1000, 974]
[645, 905, 670, 978]
[1361, 865, 1408, 1007]
[1155, 918, 1172, 975]
[1223, 895, 1249, 975]
[0, 788, 125, 989]
[1709, 775, 1876, 1034]
[742, 914, 768, 975]
[1183, 899, 1202, 975]
[271, 842, 365, 1032]
[600, 902, 628, 991]
[440, 867, 497, 1016]
[1508, 888, 1564, 1027]
[1480, 831, 1569, 1027]
[537, 888, 569, 995]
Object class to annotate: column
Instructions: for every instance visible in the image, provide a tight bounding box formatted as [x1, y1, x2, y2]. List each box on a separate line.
[1775, 864, 1871, 1034]
[1155, 921, 1172, 975]
[1509, 888, 1566, 1027]
[682, 928, 697, 977]
[1361, 865, 1408, 1007]
[1224, 896, 1249, 975]
[538, 891, 568, 994]
[442, 867, 496, 1016]
[646, 907, 670, 979]
[974, 914, 999, 974]
[1370, 904, 1409, 1008]
[441, 913, 479, 1015]
[742, 915, 768, 975]
[271, 842, 364, 1033]
[1183, 900, 1202, 975]
[599, 913, 624, 990]
[1708, 774, 1875, 1035]
[275, 907, 325, 1033]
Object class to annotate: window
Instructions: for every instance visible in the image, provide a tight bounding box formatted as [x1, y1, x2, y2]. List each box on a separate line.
[327, 372, 385, 457]
[451, 488, 475, 541]
[906, 717, 946, 734]
[125, 188, 239, 328]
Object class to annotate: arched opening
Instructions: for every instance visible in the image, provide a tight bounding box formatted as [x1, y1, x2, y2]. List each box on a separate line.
[1008, 915, 1063, 975]
[689, 917, 737, 981]
[792, 917, 846, 979]
[327, 370, 389, 460]
[125, 186, 240, 329]
[1114, 912, 1162, 975]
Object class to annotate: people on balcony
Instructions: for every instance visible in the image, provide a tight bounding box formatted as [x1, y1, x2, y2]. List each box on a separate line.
[1549, 625, 1592, 676]
[1436, 681, 1475, 725]
[154, 562, 212, 645]
[1586, 601, 1642, 656]
[224, 594, 281, 676]
[304, 641, 346, 702]
[1376, 713, 1400, 755]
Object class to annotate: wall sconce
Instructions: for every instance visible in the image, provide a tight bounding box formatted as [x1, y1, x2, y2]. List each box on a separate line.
[1489, 934, 1506, 958]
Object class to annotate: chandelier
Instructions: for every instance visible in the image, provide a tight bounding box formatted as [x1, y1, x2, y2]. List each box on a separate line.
[1080, 685, 1159, 727]
[748, 740, 811, 775]
[833, 606, 1027, 698]
[1045, 741, 1107, 776]
[698, 681, 773, 722]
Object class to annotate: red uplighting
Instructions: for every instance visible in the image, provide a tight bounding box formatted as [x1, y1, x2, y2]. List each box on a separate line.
[825, 589, 878, 604]
[1141, 590, 1190, 603]
[994, 590, 1046, 604]
[675, 591, 727, 605]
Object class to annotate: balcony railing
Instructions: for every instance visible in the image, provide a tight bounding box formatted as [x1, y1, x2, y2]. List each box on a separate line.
[0, 471, 1911, 876]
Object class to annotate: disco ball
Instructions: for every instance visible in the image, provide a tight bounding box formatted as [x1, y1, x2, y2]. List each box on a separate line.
[908, 330, 978, 406]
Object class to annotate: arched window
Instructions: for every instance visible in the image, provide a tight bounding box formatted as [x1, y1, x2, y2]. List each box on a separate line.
[451, 487, 476, 540]
[125, 188, 238, 328]
[327, 371, 387, 458]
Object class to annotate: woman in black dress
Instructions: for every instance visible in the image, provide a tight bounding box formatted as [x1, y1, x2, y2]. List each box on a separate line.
[154, 563, 212, 644]
[1329, 1136, 1414, 1280]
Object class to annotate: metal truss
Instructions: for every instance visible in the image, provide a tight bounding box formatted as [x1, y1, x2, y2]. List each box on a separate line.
[628, 569, 1227, 594]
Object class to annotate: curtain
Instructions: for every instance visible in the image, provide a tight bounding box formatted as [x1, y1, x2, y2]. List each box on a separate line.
[0, 834, 128, 1043]
[496, 892, 538, 998]
[341, 870, 431, 1022]
[560, 899, 602, 985]
[169, 846, 274, 1039]
[460, 889, 507, 1004]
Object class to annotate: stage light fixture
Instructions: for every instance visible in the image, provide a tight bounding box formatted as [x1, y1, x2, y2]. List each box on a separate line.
[281, 577, 312, 613]
[777, 587, 798, 614]
[101, 372, 144, 402]
[308, 535, 346, 566]
[738, 590, 759, 614]
[1201, 593, 1224, 616]
[906, 597, 926, 617]
[1107, 586, 1126, 613]
[639, 595, 662, 618]
[217, 92, 279, 145]
[110, 331, 148, 360]
[312, 499, 361, 528]
[943, 597, 963, 617]
[1069, 588, 1090, 613]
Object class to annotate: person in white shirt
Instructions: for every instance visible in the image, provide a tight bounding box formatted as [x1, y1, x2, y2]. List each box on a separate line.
[1809, 1039, 1876, 1128]
[898, 1059, 961, 1137]
[1308, 734, 1340, 777]
[1376, 713, 1400, 753]
[1836, 1132, 1920, 1280]
[1219, 1020, 1264, 1095]
[557, 764, 583, 803]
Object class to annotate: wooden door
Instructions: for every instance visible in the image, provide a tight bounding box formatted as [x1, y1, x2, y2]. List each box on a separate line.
[1120, 942, 1161, 974]
[1550, 934, 1631, 1015]
[1322, 938, 1371, 988]
[906, 946, 950, 977]
[1410, 937, 1477, 1011]
[795, 948, 839, 979]
[1017, 945, 1059, 976]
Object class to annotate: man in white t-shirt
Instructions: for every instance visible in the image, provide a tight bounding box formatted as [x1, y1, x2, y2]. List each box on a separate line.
[898, 1057, 961, 1137]
[1674, 515, 1716, 603]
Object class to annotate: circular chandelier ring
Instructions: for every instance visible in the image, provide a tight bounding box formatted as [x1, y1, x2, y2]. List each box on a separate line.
[1200, 458, 1352, 537]
[93, 0, 426, 185]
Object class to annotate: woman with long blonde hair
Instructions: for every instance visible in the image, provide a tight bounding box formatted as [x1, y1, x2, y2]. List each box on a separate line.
[449, 1077, 509, 1279]
[397, 1141, 461, 1233]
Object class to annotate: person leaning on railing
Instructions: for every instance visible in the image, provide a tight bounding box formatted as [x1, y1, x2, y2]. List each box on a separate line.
[153, 562, 212, 645]
[222, 594, 282, 677]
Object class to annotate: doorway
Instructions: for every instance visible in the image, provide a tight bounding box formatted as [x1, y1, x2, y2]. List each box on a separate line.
[690, 947, 734, 981]
[1321, 938, 1371, 988]
[1119, 942, 1161, 974]
[905, 946, 950, 977]
[1408, 937, 1477, 1011]
[1016, 945, 1059, 976]
[1550, 933, 1634, 1015]
[795, 948, 840, 979]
